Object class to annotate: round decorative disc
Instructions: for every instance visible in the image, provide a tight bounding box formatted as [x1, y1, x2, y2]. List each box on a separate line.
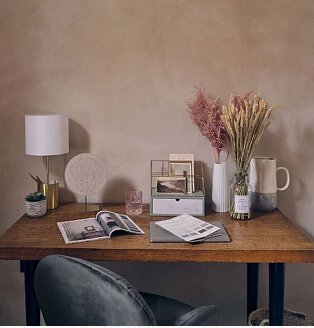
[65, 153, 106, 196]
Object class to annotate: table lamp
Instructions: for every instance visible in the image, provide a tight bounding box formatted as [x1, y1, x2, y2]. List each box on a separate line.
[25, 114, 69, 209]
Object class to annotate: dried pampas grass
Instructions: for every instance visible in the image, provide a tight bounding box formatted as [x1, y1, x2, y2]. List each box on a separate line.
[187, 88, 229, 163]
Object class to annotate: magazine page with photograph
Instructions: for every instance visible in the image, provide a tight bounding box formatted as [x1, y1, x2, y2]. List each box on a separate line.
[96, 210, 144, 237]
[57, 210, 144, 244]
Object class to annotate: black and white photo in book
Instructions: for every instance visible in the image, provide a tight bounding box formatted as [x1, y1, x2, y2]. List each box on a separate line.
[57, 210, 144, 244]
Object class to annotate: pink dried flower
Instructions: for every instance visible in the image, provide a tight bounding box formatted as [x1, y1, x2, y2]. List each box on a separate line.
[187, 88, 229, 163]
[229, 91, 252, 109]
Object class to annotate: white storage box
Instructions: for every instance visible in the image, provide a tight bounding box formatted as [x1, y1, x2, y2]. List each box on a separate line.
[151, 190, 205, 216]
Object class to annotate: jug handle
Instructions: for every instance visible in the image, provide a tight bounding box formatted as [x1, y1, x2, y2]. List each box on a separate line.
[277, 167, 290, 191]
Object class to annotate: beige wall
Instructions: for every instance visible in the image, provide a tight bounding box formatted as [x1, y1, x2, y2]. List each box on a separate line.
[1, 0, 314, 324]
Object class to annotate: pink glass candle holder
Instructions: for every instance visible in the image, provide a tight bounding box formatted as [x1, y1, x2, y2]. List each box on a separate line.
[125, 190, 143, 216]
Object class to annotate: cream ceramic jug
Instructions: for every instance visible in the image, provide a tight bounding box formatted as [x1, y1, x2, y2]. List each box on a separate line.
[249, 157, 290, 211]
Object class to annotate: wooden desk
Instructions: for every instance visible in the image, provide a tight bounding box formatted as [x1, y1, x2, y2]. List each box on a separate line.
[0, 203, 314, 325]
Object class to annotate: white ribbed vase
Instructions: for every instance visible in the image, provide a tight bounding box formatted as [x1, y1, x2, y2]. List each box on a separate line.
[211, 162, 229, 212]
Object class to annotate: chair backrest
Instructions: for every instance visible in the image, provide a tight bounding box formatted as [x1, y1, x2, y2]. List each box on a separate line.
[34, 255, 156, 326]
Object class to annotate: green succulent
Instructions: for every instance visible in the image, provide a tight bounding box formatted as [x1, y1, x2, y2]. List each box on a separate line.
[25, 192, 46, 202]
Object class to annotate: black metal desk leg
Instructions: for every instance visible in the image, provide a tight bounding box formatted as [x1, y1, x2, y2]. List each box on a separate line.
[23, 260, 40, 326]
[247, 263, 259, 319]
[269, 263, 285, 326]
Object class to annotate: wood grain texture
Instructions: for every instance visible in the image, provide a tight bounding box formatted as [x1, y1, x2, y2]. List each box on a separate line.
[0, 203, 314, 263]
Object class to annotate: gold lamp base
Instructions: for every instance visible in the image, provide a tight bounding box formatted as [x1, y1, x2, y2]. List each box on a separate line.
[38, 181, 59, 209]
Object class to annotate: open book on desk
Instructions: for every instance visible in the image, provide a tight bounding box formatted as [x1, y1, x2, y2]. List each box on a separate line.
[150, 214, 231, 243]
[58, 210, 144, 244]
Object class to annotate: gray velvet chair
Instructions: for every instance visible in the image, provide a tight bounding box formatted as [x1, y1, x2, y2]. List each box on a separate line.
[34, 255, 222, 326]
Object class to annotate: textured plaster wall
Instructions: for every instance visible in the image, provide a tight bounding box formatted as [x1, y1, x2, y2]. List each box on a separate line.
[0, 0, 314, 325]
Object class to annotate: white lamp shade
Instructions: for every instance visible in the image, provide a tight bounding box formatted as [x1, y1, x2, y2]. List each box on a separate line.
[25, 114, 69, 156]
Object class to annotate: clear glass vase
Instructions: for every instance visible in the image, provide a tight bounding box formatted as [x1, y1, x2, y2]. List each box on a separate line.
[229, 173, 252, 220]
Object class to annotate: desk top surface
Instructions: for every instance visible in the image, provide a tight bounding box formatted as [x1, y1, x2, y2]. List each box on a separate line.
[0, 203, 314, 263]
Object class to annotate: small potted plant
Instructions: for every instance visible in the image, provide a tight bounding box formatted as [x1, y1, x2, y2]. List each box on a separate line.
[25, 192, 47, 217]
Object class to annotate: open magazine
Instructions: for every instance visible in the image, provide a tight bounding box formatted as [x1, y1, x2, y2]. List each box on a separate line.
[57, 210, 144, 244]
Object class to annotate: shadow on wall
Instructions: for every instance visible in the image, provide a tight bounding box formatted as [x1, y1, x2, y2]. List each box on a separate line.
[59, 187, 77, 203]
[103, 176, 136, 203]
[68, 119, 90, 154]
[203, 162, 212, 206]
[254, 120, 314, 222]
[60, 119, 91, 202]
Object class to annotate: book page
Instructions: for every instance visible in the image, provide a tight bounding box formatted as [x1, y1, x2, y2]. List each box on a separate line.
[96, 210, 144, 237]
[57, 211, 144, 244]
[155, 214, 220, 242]
[57, 218, 109, 244]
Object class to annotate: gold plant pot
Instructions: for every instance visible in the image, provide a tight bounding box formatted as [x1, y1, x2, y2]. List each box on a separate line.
[38, 181, 58, 210]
